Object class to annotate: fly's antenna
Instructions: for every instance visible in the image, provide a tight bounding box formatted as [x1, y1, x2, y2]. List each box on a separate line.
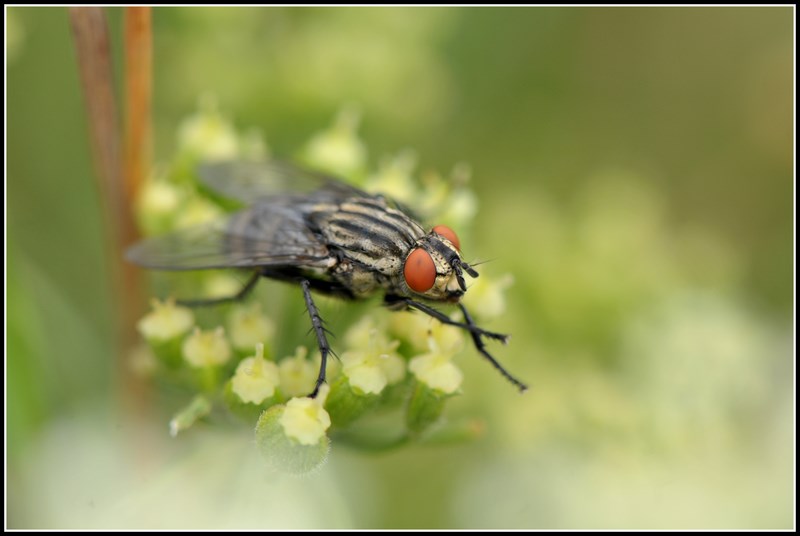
[451, 258, 480, 291]
[458, 259, 479, 279]
[465, 258, 494, 269]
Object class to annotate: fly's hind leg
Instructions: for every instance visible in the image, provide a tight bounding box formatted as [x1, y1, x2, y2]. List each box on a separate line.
[301, 280, 332, 399]
[176, 271, 261, 307]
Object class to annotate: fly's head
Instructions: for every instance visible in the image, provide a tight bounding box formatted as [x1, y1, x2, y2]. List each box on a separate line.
[401, 225, 478, 303]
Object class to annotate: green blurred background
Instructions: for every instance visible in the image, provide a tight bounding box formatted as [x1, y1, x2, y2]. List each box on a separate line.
[6, 6, 794, 529]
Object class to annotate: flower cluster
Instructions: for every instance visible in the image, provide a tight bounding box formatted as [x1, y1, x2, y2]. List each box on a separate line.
[134, 102, 513, 473]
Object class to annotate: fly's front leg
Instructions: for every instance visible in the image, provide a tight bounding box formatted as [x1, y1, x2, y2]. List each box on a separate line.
[458, 303, 528, 393]
[301, 280, 331, 399]
[176, 271, 261, 307]
[390, 296, 509, 344]
[388, 296, 527, 393]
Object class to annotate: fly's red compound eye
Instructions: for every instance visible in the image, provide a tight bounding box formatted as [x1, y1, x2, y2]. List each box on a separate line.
[404, 248, 436, 293]
[432, 225, 460, 251]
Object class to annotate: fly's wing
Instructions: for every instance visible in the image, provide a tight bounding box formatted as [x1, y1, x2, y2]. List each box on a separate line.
[126, 201, 332, 271]
[198, 159, 370, 206]
[199, 159, 425, 222]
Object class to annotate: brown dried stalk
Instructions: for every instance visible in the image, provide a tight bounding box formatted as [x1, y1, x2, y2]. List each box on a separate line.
[124, 7, 151, 203]
[70, 7, 149, 413]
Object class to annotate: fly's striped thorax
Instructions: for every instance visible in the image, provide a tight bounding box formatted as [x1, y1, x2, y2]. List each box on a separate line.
[311, 196, 425, 276]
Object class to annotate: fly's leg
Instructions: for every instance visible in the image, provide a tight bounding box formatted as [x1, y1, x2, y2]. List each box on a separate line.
[302, 279, 331, 399]
[458, 303, 528, 393]
[389, 296, 527, 393]
[391, 297, 509, 343]
[176, 271, 261, 307]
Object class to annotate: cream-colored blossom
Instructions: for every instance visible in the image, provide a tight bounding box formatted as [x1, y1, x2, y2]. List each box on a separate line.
[203, 272, 245, 301]
[303, 107, 366, 178]
[278, 347, 317, 398]
[407, 314, 466, 395]
[341, 318, 405, 395]
[182, 326, 231, 368]
[177, 95, 239, 160]
[136, 178, 184, 235]
[389, 310, 464, 355]
[279, 385, 332, 445]
[231, 343, 280, 404]
[409, 352, 463, 395]
[228, 302, 275, 352]
[364, 150, 418, 204]
[461, 272, 514, 320]
[389, 310, 434, 352]
[137, 298, 194, 342]
[426, 319, 464, 355]
[173, 196, 225, 229]
[435, 187, 478, 231]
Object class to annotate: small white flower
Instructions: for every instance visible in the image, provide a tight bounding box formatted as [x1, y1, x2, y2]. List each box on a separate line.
[426, 319, 464, 356]
[182, 326, 231, 368]
[168, 395, 212, 438]
[435, 187, 478, 232]
[203, 272, 245, 301]
[278, 347, 317, 398]
[341, 318, 405, 395]
[389, 311, 464, 355]
[303, 107, 366, 178]
[389, 310, 434, 352]
[137, 298, 194, 342]
[177, 95, 239, 160]
[409, 352, 463, 395]
[280, 385, 332, 445]
[461, 272, 514, 320]
[231, 343, 280, 404]
[136, 178, 184, 235]
[341, 347, 405, 395]
[173, 196, 224, 229]
[408, 317, 465, 394]
[228, 302, 275, 352]
[365, 150, 419, 205]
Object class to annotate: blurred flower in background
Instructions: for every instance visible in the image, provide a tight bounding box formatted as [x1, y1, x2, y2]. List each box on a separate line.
[6, 6, 793, 530]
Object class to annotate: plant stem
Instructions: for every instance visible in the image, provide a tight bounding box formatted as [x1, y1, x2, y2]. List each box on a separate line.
[70, 7, 147, 417]
[124, 7, 151, 202]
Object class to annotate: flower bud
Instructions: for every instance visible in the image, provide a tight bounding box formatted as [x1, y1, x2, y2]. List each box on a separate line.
[280, 387, 332, 445]
[202, 272, 245, 302]
[341, 317, 405, 395]
[173, 196, 224, 229]
[461, 272, 514, 321]
[409, 351, 463, 395]
[278, 346, 317, 398]
[254, 386, 331, 475]
[231, 343, 280, 404]
[137, 298, 194, 367]
[302, 107, 366, 179]
[177, 95, 239, 160]
[182, 326, 232, 369]
[228, 302, 275, 357]
[169, 395, 212, 437]
[365, 150, 418, 205]
[135, 178, 184, 236]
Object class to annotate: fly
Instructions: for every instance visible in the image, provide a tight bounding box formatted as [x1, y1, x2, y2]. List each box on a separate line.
[126, 160, 528, 396]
